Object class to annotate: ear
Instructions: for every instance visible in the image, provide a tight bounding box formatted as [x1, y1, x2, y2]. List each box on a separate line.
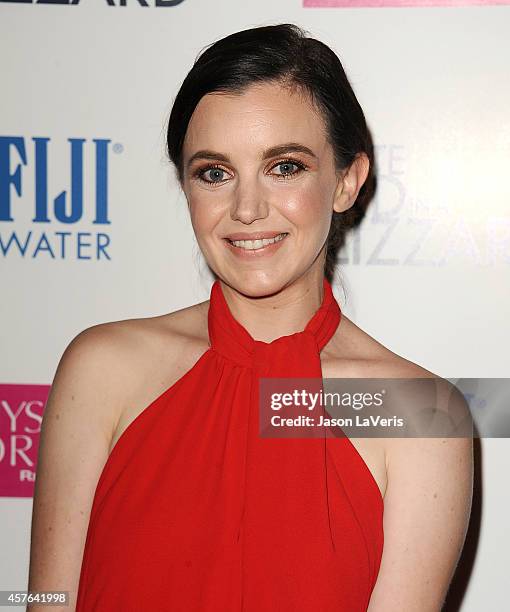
[332, 153, 370, 214]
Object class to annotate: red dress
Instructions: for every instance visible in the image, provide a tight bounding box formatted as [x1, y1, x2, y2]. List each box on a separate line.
[76, 277, 384, 611]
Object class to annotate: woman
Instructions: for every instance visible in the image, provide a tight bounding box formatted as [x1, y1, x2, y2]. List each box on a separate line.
[28, 23, 473, 611]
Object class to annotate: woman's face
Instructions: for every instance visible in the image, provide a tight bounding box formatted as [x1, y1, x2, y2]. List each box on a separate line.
[181, 80, 348, 296]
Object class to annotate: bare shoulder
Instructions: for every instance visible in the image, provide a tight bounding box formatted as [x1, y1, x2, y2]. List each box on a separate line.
[325, 310, 472, 436]
[321, 315, 470, 499]
[65, 297, 211, 445]
[102, 299, 212, 451]
[322, 311, 438, 379]
[67, 296, 210, 371]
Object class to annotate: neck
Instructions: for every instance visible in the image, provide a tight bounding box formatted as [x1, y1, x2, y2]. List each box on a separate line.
[217, 268, 327, 344]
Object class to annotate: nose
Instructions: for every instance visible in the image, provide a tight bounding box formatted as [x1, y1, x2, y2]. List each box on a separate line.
[230, 176, 270, 224]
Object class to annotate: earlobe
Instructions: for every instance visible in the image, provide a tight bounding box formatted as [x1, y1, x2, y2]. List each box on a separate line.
[332, 153, 370, 213]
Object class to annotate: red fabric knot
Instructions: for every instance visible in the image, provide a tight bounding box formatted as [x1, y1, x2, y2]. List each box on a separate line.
[208, 276, 341, 370]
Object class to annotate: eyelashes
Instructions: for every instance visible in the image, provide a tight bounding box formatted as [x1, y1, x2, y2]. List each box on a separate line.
[192, 158, 308, 186]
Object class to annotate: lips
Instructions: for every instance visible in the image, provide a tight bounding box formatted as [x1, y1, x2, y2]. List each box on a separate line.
[223, 232, 289, 254]
[224, 231, 288, 241]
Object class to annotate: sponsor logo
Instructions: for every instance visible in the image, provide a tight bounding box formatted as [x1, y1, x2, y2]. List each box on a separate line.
[0, 0, 185, 6]
[340, 144, 509, 266]
[0, 136, 119, 260]
[0, 384, 50, 498]
[304, 0, 510, 6]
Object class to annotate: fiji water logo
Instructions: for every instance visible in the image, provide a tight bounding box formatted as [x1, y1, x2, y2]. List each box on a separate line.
[0, 136, 121, 260]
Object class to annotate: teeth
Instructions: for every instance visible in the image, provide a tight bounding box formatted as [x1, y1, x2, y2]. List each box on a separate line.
[230, 233, 287, 250]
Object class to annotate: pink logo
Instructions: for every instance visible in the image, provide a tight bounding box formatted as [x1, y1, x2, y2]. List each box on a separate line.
[0, 384, 50, 498]
[304, 0, 509, 6]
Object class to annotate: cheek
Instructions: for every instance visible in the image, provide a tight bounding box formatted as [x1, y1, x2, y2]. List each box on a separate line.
[188, 193, 224, 236]
[281, 182, 333, 232]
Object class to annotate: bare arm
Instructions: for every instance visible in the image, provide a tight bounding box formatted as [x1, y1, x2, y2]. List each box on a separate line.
[367, 385, 474, 611]
[27, 326, 126, 611]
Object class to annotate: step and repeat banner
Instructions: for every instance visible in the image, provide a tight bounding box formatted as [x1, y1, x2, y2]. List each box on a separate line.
[1, 0, 509, 609]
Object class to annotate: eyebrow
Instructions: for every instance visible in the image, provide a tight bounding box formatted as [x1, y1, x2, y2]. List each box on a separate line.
[185, 142, 318, 169]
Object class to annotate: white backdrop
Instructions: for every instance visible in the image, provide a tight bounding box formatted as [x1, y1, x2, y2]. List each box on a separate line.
[1, 1, 509, 609]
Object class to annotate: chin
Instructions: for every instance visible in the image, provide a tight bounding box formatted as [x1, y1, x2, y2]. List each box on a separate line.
[216, 269, 296, 299]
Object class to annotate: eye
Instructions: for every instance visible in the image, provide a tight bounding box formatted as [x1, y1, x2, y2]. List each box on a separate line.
[195, 165, 230, 185]
[270, 159, 307, 179]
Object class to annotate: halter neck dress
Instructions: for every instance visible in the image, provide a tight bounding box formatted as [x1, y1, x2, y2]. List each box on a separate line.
[75, 277, 384, 611]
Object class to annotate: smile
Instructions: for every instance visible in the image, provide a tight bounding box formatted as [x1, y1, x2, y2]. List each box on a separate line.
[227, 233, 288, 250]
